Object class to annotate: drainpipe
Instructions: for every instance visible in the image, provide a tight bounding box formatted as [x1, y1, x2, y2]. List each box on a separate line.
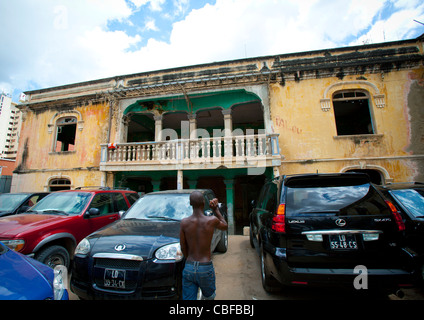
[102, 97, 113, 188]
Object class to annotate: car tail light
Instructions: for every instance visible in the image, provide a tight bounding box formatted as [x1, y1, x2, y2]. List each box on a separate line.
[385, 200, 405, 232]
[272, 204, 286, 233]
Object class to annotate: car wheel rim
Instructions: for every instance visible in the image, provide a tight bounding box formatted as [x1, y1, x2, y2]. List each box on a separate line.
[47, 255, 65, 268]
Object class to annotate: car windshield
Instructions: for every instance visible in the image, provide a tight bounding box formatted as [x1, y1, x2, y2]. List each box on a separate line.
[286, 183, 387, 216]
[0, 194, 29, 212]
[123, 193, 192, 221]
[390, 189, 424, 219]
[30, 192, 92, 215]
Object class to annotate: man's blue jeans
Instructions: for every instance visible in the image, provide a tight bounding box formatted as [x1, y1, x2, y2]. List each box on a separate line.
[182, 261, 216, 300]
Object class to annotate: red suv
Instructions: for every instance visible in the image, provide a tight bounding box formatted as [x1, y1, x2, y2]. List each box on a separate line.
[0, 188, 139, 268]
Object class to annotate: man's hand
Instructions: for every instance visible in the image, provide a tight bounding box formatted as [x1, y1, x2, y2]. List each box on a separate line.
[209, 198, 219, 210]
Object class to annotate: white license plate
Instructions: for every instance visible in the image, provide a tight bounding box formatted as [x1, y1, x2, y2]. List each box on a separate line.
[329, 234, 358, 250]
[104, 268, 126, 289]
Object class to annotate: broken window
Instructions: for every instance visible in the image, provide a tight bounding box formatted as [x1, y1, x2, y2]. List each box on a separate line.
[55, 117, 77, 152]
[332, 90, 374, 136]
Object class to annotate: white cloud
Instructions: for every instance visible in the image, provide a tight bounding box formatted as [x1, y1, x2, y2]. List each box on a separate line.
[144, 18, 159, 31]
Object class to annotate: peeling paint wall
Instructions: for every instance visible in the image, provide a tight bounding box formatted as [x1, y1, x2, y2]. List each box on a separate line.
[270, 66, 424, 182]
[12, 101, 109, 192]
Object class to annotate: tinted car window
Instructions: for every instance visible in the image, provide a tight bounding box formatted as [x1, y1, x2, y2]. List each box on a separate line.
[390, 189, 424, 218]
[114, 193, 129, 212]
[286, 183, 389, 216]
[124, 193, 192, 220]
[0, 194, 29, 212]
[88, 194, 114, 216]
[126, 193, 139, 206]
[264, 183, 277, 212]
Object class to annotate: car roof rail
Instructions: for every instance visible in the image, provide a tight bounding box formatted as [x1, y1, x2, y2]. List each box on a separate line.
[74, 186, 111, 190]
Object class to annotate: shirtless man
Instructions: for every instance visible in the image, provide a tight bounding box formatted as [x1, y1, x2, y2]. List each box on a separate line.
[179, 191, 228, 300]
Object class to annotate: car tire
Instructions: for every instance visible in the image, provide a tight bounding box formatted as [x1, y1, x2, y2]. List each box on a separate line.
[260, 245, 280, 293]
[249, 225, 255, 248]
[35, 245, 70, 269]
[215, 230, 228, 253]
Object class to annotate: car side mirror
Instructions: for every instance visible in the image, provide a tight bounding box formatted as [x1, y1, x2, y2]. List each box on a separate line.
[119, 210, 126, 217]
[17, 206, 30, 214]
[86, 208, 100, 217]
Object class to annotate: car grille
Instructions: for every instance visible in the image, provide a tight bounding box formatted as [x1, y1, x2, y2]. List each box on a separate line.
[95, 258, 142, 270]
[93, 258, 143, 292]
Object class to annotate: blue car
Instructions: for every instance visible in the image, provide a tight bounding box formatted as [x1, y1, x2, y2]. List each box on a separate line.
[0, 242, 68, 300]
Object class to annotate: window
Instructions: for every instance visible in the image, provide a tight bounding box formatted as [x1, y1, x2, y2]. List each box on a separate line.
[55, 117, 77, 152]
[114, 193, 129, 212]
[332, 90, 374, 136]
[49, 178, 71, 191]
[88, 194, 115, 216]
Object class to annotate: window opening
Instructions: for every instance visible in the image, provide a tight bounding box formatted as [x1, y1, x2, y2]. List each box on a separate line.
[49, 178, 71, 191]
[332, 90, 374, 136]
[55, 117, 77, 151]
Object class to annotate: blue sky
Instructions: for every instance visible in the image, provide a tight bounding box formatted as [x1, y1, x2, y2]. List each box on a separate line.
[0, 0, 423, 102]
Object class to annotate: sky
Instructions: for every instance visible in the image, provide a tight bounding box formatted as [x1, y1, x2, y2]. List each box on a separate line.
[0, 0, 423, 102]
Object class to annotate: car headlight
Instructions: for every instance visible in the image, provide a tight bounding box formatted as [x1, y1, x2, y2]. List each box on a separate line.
[74, 238, 90, 256]
[1, 239, 25, 252]
[53, 266, 67, 300]
[155, 243, 183, 262]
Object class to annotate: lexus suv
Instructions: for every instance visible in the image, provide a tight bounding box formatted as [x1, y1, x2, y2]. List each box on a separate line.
[249, 173, 419, 293]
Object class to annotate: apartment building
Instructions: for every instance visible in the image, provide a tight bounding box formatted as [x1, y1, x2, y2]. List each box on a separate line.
[0, 93, 22, 160]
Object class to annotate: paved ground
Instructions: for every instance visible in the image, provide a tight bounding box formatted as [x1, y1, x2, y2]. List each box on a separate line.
[213, 235, 424, 300]
[69, 235, 424, 300]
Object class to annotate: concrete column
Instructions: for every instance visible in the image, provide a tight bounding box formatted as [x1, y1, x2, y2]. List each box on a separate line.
[221, 109, 232, 136]
[154, 115, 163, 142]
[222, 109, 233, 159]
[177, 170, 183, 190]
[223, 179, 235, 235]
[188, 114, 197, 139]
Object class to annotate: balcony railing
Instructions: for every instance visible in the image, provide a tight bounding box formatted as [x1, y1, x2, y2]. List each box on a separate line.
[100, 133, 281, 171]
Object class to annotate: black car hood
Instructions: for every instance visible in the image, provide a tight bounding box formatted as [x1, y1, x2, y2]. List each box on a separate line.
[87, 219, 181, 260]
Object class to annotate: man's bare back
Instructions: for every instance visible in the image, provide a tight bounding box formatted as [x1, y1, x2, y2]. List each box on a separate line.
[180, 192, 228, 263]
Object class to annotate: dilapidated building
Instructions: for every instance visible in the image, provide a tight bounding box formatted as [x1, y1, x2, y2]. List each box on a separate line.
[13, 35, 424, 234]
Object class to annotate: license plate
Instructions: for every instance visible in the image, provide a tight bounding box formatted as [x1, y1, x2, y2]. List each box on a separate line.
[329, 234, 358, 250]
[104, 268, 126, 289]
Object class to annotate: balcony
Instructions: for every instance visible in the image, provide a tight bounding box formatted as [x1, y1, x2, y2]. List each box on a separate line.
[100, 133, 282, 172]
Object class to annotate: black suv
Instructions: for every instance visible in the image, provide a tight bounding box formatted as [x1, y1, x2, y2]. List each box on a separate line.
[378, 182, 424, 283]
[249, 173, 419, 293]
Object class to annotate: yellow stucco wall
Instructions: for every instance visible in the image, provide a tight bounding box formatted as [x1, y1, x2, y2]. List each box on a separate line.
[12, 101, 109, 191]
[270, 68, 424, 182]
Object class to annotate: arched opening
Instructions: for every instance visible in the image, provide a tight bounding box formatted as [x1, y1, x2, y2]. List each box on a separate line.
[232, 101, 264, 134]
[48, 178, 71, 191]
[162, 112, 189, 139]
[127, 113, 155, 143]
[332, 90, 374, 136]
